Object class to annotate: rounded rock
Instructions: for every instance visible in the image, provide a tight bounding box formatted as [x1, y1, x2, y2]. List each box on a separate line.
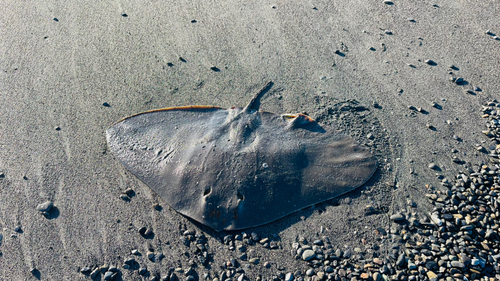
[36, 201, 53, 213]
[302, 249, 316, 261]
[390, 213, 405, 222]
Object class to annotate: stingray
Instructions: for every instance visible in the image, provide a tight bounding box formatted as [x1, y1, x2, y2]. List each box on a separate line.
[106, 82, 377, 231]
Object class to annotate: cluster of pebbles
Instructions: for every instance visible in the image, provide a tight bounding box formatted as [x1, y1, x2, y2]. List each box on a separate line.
[481, 101, 500, 154]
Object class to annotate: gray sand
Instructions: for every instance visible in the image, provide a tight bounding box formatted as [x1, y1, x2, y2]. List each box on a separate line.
[1, 0, 499, 279]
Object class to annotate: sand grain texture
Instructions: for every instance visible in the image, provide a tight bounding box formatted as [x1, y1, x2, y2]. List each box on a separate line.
[1, 0, 499, 279]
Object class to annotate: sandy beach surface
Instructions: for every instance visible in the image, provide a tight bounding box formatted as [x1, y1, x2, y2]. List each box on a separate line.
[1, 0, 500, 280]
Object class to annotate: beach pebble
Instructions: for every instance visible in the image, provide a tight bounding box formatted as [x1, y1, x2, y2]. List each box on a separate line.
[428, 163, 438, 170]
[147, 251, 155, 261]
[138, 266, 148, 276]
[396, 253, 406, 267]
[390, 213, 405, 222]
[80, 267, 91, 274]
[90, 268, 100, 279]
[103, 271, 115, 280]
[302, 249, 316, 261]
[249, 257, 260, 264]
[451, 261, 464, 268]
[36, 201, 53, 214]
[425, 59, 436, 65]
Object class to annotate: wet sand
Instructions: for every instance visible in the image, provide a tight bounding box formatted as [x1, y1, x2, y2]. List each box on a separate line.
[1, 0, 500, 280]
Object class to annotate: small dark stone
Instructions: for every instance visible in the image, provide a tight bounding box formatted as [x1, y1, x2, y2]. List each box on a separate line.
[210, 66, 220, 72]
[139, 266, 148, 276]
[30, 267, 39, 277]
[396, 253, 406, 267]
[343, 249, 352, 259]
[53, 18, 59, 22]
[121, 13, 128, 17]
[425, 261, 438, 271]
[124, 258, 136, 265]
[251, 232, 259, 241]
[425, 59, 437, 66]
[103, 102, 111, 107]
[191, 20, 197, 23]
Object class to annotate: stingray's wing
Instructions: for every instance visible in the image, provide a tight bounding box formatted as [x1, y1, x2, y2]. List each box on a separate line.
[106, 106, 230, 210]
[220, 112, 377, 230]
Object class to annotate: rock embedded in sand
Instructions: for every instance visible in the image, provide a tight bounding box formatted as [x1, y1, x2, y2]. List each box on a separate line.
[36, 201, 53, 214]
[425, 59, 436, 65]
[390, 213, 405, 222]
[428, 162, 437, 170]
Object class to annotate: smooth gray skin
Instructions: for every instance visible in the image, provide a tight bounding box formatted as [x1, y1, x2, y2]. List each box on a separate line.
[106, 83, 377, 231]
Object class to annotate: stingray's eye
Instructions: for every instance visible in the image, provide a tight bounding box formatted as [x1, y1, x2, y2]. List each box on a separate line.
[282, 114, 315, 128]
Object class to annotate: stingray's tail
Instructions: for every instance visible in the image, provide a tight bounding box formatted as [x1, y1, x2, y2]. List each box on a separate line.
[243, 81, 274, 112]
